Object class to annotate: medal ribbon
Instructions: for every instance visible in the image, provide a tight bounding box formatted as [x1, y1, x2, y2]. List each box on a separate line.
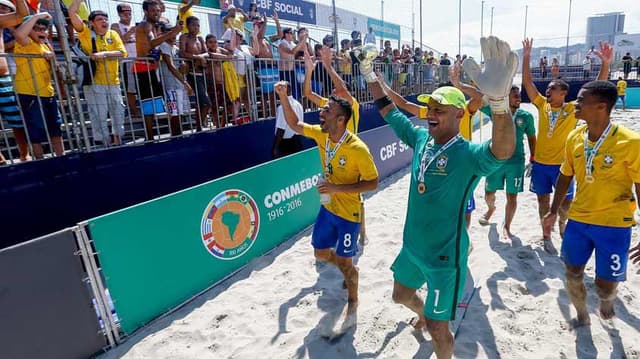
[547, 103, 567, 136]
[584, 121, 613, 179]
[417, 134, 461, 183]
[324, 130, 349, 174]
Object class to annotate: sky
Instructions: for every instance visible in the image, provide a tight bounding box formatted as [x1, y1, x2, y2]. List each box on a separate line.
[315, 0, 640, 58]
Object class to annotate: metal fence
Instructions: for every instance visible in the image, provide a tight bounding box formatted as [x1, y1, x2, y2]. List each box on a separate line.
[1, 51, 448, 166]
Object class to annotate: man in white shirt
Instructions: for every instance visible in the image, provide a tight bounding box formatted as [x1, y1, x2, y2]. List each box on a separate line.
[272, 81, 304, 158]
[364, 27, 376, 45]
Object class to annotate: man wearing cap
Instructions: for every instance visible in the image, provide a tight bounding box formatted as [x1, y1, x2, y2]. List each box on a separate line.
[0, 0, 29, 163]
[70, 0, 127, 146]
[378, 64, 483, 229]
[357, 36, 517, 357]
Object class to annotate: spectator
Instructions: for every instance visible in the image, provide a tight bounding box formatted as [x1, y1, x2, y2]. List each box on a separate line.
[230, 29, 258, 122]
[154, 0, 170, 24]
[272, 81, 302, 158]
[349, 38, 363, 90]
[582, 56, 591, 80]
[636, 56, 640, 78]
[158, 22, 193, 135]
[539, 56, 548, 78]
[350, 30, 360, 41]
[178, 0, 199, 34]
[221, 4, 247, 46]
[179, 16, 211, 131]
[622, 52, 632, 80]
[277, 27, 306, 99]
[135, 0, 182, 140]
[616, 76, 627, 111]
[248, 2, 260, 22]
[439, 52, 451, 65]
[313, 43, 331, 96]
[252, 15, 280, 118]
[551, 57, 560, 78]
[0, 0, 29, 162]
[14, 13, 64, 158]
[413, 47, 423, 64]
[111, 3, 139, 118]
[338, 39, 352, 85]
[205, 33, 234, 128]
[363, 26, 375, 45]
[69, 2, 127, 146]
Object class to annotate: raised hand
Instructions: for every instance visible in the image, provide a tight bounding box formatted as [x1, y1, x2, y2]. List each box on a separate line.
[274, 81, 288, 98]
[449, 62, 462, 88]
[593, 40, 613, 64]
[463, 36, 518, 108]
[319, 45, 333, 64]
[303, 48, 314, 73]
[521, 38, 533, 59]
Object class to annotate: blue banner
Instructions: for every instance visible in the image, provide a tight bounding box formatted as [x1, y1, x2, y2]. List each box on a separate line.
[243, 0, 316, 25]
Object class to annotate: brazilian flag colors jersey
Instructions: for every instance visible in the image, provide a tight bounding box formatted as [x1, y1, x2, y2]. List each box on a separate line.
[481, 106, 535, 164]
[384, 108, 504, 267]
[302, 124, 378, 223]
[561, 124, 640, 227]
[532, 94, 577, 165]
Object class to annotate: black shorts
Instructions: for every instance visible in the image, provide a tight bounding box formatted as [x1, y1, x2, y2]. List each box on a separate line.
[135, 70, 163, 100]
[187, 73, 211, 108]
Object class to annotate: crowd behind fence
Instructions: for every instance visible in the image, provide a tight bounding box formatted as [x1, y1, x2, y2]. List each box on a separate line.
[1, 50, 631, 166]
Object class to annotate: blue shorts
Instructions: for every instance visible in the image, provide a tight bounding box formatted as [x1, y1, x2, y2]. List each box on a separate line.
[619, 95, 625, 101]
[465, 196, 475, 214]
[561, 220, 632, 282]
[312, 206, 360, 258]
[18, 94, 62, 143]
[529, 162, 574, 199]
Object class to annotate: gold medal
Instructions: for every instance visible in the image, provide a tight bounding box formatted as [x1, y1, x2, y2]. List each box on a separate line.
[417, 182, 426, 194]
[585, 175, 595, 183]
[547, 131, 553, 138]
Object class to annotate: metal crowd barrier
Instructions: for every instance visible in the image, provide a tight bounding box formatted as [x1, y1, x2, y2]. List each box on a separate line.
[0, 51, 451, 166]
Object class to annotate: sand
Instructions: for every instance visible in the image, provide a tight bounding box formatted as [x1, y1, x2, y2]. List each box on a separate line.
[101, 106, 640, 359]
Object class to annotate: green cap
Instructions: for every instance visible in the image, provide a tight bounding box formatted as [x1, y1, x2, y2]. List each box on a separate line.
[417, 86, 466, 109]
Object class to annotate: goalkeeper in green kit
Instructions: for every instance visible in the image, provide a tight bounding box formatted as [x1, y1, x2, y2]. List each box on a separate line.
[354, 37, 517, 357]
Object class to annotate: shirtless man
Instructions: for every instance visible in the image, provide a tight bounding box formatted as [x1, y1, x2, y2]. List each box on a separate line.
[252, 15, 280, 117]
[179, 16, 211, 131]
[0, 0, 29, 163]
[135, 0, 181, 140]
[205, 34, 233, 128]
[277, 27, 306, 100]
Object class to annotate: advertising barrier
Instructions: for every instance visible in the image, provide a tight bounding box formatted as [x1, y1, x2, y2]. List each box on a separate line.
[0, 229, 107, 359]
[86, 117, 420, 335]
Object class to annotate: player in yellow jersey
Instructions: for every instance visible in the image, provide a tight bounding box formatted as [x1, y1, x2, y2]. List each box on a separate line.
[380, 64, 483, 229]
[274, 81, 379, 315]
[303, 46, 370, 245]
[543, 80, 640, 326]
[522, 38, 612, 254]
[616, 77, 627, 111]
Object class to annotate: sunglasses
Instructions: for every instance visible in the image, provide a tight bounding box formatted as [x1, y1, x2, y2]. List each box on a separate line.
[33, 26, 48, 32]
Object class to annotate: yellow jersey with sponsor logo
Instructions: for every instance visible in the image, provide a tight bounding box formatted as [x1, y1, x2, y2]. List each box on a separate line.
[533, 94, 577, 165]
[318, 96, 360, 134]
[561, 124, 640, 227]
[418, 105, 473, 140]
[302, 124, 378, 222]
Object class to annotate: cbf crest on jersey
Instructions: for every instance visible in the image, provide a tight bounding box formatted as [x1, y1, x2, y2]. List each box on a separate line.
[436, 155, 448, 170]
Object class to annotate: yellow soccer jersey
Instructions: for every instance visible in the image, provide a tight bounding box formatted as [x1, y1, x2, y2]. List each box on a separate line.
[318, 96, 360, 133]
[418, 105, 473, 140]
[561, 124, 640, 227]
[78, 24, 127, 86]
[178, 4, 195, 34]
[302, 124, 378, 222]
[617, 80, 627, 96]
[14, 39, 54, 97]
[533, 94, 577, 165]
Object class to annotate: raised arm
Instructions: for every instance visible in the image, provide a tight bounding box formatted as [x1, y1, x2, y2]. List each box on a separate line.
[68, 0, 85, 33]
[267, 10, 282, 43]
[319, 45, 352, 103]
[274, 81, 304, 134]
[593, 41, 613, 81]
[302, 49, 324, 105]
[521, 38, 542, 101]
[449, 63, 483, 114]
[179, 0, 199, 15]
[15, 12, 51, 45]
[0, 0, 28, 28]
[376, 70, 423, 117]
[463, 36, 517, 160]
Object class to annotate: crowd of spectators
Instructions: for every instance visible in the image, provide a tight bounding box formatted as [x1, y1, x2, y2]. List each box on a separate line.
[0, 0, 451, 165]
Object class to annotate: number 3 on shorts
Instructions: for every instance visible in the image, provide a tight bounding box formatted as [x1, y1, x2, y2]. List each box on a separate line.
[610, 254, 621, 271]
[343, 233, 352, 248]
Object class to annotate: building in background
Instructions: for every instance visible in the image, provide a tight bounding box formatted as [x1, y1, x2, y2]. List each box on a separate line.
[586, 12, 625, 48]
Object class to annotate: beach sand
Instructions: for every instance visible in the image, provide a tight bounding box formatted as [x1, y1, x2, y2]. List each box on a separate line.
[101, 106, 640, 359]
